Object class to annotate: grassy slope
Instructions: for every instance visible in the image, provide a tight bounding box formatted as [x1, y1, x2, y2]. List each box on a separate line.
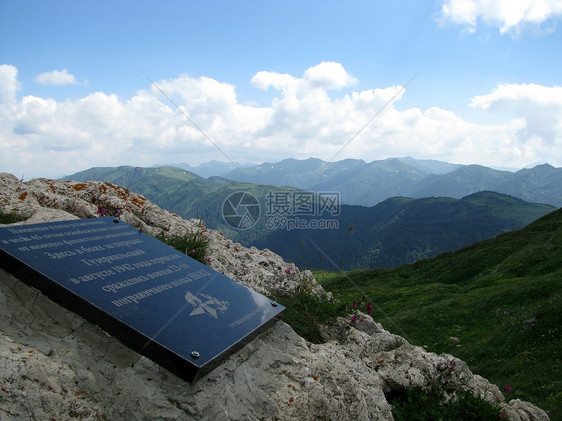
[315, 208, 562, 419]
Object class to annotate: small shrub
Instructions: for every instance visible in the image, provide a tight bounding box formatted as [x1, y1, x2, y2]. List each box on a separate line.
[0, 210, 27, 224]
[389, 382, 502, 421]
[275, 289, 347, 343]
[157, 230, 210, 265]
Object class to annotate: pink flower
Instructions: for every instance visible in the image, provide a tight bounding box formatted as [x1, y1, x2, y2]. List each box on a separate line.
[285, 268, 291, 274]
[366, 302, 373, 314]
[350, 315, 358, 324]
[205, 257, 211, 262]
[504, 385, 513, 394]
[499, 413, 507, 419]
[189, 249, 196, 255]
[96, 205, 107, 217]
[352, 301, 358, 309]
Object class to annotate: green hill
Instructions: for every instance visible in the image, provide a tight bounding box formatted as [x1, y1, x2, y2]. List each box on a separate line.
[62, 165, 301, 245]
[256, 191, 555, 270]
[64, 166, 555, 270]
[316, 208, 562, 419]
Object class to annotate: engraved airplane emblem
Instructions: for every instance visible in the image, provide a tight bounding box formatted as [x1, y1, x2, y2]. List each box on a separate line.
[184, 291, 229, 319]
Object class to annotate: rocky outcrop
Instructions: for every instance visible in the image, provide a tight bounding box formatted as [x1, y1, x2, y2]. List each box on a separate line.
[0, 173, 550, 420]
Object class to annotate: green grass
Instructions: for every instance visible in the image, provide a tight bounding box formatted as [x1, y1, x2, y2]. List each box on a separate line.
[389, 382, 503, 420]
[0, 211, 27, 224]
[273, 289, 348, 344]
[156, 229, 210, 265]
[313, 208, 562, 419]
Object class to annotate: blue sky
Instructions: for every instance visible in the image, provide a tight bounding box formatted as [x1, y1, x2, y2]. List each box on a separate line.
[1, 0, 562, 178]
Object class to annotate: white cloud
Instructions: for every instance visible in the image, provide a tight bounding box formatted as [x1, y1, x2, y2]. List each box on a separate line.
[251, 71, 297, 92]
[470, 82, 562, 109]
[0, 64, 19, 105]
[303, 61, 357, 89]
[470, 83, 562, 146]
[251, 62, 356, 92]
[440, 0, 562, 33]
[0, 63, 561, 179]
[35, 69, 79, 85]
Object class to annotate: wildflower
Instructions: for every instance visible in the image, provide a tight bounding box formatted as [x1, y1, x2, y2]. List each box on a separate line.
[350, 315, 358, 324]
[96, 205, 107, 217]
[352, 301, 358, 309]
[285, 268, 291, 274]
[205, 257, 211, 263]
[504, 384, 513, 394]
[113, 208, 123, 223]
[366, 302, 373, 314]
[189, 249, 196, 255]
[499, 413, 507, 419]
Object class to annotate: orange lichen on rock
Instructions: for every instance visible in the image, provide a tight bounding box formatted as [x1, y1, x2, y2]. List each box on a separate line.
[18, 191, 28, 200]
[130, 196, 147, 207]
[96, 182, 148, 209]
[104, 182, 128, 196]
[71, 183, 87, 191]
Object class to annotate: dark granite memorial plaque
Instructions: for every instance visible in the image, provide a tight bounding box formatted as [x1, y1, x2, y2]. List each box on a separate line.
[0, 218, 284, 382]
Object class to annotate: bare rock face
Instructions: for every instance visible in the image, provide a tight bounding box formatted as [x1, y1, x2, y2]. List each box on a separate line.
[0, 173, 550, 420]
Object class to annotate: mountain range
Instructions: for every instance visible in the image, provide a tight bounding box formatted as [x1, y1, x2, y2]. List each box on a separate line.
[63, 161, 557, 270]
[218, 157, 562, 207]
[156, 159, 257, 179]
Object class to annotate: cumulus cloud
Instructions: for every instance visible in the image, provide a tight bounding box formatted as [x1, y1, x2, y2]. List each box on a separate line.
[251, 61, 356, 93]
[303, 61, 357, 89]
[0, 63, 561, 179]
[470, 83, 562, 147]
[0, 64, 19, 105]
[440, 0, 562, 33]
[35, 68, 80, 85]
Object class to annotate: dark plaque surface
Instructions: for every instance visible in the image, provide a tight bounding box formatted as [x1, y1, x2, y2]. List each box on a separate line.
[0, 218, 284, 382]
